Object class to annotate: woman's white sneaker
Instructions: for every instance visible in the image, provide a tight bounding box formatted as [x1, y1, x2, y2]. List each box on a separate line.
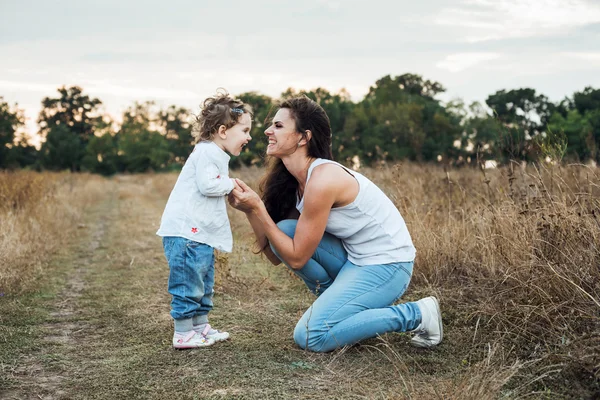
[411, 296, 443, 348]
[173, 330, 215, 349]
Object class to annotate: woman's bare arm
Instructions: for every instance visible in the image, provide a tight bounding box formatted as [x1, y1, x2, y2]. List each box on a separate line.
[229, 167, 352, 270]
[245, 210, 282, 265]
[227, 180, 287, 266]
[235, 173, 337, 270]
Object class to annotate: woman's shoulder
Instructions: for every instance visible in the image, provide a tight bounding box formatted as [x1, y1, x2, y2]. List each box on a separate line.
[308, 162, 355, 190]
[305, 162, 360, 208]
[311, 161, 345, 176]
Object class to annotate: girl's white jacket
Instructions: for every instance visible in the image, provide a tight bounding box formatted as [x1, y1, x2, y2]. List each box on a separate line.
[156, 141, 235, 252]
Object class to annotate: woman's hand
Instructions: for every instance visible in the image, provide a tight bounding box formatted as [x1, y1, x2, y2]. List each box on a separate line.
[228, 179, 263, 213]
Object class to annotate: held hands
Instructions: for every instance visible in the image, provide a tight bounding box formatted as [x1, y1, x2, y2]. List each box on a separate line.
[228, 178, 262, 213]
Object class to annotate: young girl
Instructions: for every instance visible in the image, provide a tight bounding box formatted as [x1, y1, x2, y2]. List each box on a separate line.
[157, 91, 252, 349]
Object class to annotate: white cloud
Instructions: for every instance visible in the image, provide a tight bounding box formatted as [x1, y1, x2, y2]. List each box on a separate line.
[436, 53, 501, 72]
[0, 80, 58, 93]
[78, 80, 199, 100]
[561, 52, 600, 63]
[435, 0, 600, 42]
[316, 0, 341, 11]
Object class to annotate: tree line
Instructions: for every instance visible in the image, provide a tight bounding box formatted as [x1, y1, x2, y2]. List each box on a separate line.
[1, 73, 599, 174]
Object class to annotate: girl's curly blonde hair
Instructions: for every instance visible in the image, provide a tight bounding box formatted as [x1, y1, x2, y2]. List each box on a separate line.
[192, 89, 253, 144]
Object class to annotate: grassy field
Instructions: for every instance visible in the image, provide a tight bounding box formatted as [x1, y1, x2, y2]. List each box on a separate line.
[0, 163, 598, 399]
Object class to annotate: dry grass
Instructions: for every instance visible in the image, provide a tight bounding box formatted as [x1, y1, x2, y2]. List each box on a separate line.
[0, 171, 106, 294]
[0, 162, 598, 399]
[367, 161, 600, 396]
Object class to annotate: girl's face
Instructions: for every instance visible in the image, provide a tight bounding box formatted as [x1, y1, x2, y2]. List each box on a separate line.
[222, 113, 252, 156]
[264, 108, 301, 157]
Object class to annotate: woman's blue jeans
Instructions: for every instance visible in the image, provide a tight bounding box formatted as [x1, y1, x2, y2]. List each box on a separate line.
[272, 220, 422, 353]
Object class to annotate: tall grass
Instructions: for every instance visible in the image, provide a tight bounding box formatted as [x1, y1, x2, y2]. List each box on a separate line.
[368, 161, 600, 395]
[0, 171, 106, 294]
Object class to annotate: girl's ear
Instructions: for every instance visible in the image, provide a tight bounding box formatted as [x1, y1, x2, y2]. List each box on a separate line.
[217, 124, 227, 139]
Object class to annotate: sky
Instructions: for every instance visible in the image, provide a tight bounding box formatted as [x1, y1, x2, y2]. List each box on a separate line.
[1, 0, 600, 141]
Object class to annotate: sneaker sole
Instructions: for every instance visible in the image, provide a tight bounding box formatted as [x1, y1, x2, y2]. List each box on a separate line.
[173, 343, 214, 349]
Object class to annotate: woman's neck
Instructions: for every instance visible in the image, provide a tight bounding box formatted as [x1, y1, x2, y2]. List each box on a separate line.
[282, 154, 317, 192]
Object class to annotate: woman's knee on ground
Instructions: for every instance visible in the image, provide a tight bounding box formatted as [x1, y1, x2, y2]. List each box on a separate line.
[293, 319, 334, 353]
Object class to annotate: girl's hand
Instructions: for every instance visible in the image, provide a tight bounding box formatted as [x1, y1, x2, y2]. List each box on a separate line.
[232, 178, 242, 192]
[228, 179, 262, 213]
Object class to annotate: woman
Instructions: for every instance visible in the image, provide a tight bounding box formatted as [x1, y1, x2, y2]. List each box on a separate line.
[228, 96, 442, 353]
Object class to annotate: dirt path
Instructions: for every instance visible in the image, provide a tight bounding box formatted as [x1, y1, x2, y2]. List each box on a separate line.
[1, 180, 117, 400]
[1, 175, 492, 400]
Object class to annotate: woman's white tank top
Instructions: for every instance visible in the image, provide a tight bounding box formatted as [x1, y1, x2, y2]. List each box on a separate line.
[296, 159, 416, 265]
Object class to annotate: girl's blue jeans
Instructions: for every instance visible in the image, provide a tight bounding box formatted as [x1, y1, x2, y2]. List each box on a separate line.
[162, 237, 214, 329]
[272, 219, 422, 353]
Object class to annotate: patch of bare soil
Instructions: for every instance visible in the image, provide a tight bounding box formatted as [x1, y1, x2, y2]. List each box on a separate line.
[2, 190, 114, 400]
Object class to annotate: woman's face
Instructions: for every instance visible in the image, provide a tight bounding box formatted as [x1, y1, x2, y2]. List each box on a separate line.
[264, 108, 301, 157]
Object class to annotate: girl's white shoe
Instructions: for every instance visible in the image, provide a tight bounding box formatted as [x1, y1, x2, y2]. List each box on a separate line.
[172, 330, 215, 349]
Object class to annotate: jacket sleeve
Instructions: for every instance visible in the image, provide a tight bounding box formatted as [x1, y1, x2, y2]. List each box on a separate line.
[195, 156, 235, 197]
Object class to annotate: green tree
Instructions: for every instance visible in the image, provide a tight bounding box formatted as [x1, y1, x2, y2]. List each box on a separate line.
[573, 87, 600, 115]
[82, 134, 119, 175]
[341, 104, 372, 163]
[357, 74, 460, 163]
[40, 124, 82, 170]
[548, 110, 595, 161]
[158, 105, 193, 168]
[486, 88, 556, 161]
[373, 102, 425, 161]
[585, 109, 600, 163]
[82, 117, 119, 175]
[117, 102, 170, 172]
[486, 88, 554, 135]
[37, 86, 103, 171]
[458, 101, 505, 164]
[11, 139, 38, 169]
[365, 74, 445, 104]
[0, 98, 25, 169]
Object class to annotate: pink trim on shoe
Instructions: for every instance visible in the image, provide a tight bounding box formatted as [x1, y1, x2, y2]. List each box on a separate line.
[176, 331, 196, 345]
[194, 323, 230, 342]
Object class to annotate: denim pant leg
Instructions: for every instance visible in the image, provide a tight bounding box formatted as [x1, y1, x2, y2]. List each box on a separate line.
[163, 237, 214, 321]
[270, 219, 347, 295]
[197, 249, 215, 318]
[293, 261, 422, 353]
